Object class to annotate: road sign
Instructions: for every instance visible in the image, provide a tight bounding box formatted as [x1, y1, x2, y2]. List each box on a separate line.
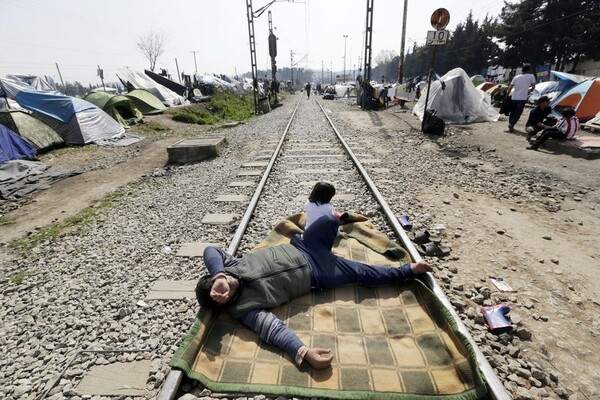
[426, 30, 449, 45]
[430, 8, 450, 30]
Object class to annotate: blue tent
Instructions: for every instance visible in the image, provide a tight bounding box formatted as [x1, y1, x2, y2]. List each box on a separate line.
[14, 90, 125, 145]
[0, 124, 37, 164]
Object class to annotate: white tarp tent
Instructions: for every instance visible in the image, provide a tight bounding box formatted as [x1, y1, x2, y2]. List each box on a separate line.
[413, 68, 498, 124]
[118, 67, 185, 107]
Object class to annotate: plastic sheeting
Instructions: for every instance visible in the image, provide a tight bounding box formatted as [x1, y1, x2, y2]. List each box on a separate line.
[0, 124, 36, 164]
[118, 67, 185, 107]
[413, 68, 498, 124]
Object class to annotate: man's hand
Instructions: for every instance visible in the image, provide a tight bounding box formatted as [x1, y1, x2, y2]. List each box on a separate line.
[411, 260, 433, 275]
[304, 348, 333, 369]
[210, 277, 231, 304]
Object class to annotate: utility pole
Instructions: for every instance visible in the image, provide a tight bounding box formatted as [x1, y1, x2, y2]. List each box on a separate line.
[290, 50, 295, 88]
[321, 60, 324, 83]
[343, 34, 348, 83]
[97, 65, 105, 92]
[397, 0, 408, 83]
[175, 58, 181, 83]
[55, 62, 65, 88]
[190, 50, 199, 74]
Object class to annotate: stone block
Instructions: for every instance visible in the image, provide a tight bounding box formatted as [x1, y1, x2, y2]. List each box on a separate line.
[167, 137, 225, 165]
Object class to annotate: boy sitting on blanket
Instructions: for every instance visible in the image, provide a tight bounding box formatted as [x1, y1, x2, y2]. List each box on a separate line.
[195, 214, 432, 369]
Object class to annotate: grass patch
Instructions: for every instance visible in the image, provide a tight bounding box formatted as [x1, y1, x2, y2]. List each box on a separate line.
[173, 108, 218, 125]
[0, 216, 15, 226]
[136, 120, 172, 138]
[9, 191, 127, 250]
[208, 90, 254, 121]
[10, 270, 34, 284]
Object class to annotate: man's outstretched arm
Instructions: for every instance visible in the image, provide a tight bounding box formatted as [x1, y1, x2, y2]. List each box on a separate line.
[239, 309, 333, 369]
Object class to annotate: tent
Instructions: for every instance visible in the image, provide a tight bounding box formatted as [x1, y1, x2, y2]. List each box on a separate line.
[15, 90, 125, 145]
[476, 82, 495, 92]
[118, 67, 185, 106]
[550, 78, 600, 123]
[0, 124, 36, 164]
[0, 109, 63, 151]
[470, 75, 486, 87]
[124, 89, 167, 115]
[413, 68, 498, 124]
[145, 69, 188, 97]
[485, 83, 508, 95]
[83, 91, 143, 126]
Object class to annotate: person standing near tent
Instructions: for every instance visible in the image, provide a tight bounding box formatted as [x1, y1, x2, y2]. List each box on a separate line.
[305, 82, 311, 99]
[195, 214, 432, 369]
[507, 65, 537, 132]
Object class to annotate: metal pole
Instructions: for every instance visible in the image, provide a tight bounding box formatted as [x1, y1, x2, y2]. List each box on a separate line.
[422, 46, 437, 132]
[397, 0, 408, 83]
[343, 34, 348, 83]
[321, 60, 324, 83]
[175, 58, 181, 83]
[290, 50, 294, 88]
[55, 62, 65, 88]
[98, 65, 105, 92]
[190, 50, 199, 74]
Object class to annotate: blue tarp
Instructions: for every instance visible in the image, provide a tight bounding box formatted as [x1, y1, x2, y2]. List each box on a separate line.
[15, 90, 96, 123]
[0, 124, 36, 164]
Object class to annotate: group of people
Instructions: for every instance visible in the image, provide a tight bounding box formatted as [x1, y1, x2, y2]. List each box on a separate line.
[195, 182, 432, 369]
[505, 65, 579, 151]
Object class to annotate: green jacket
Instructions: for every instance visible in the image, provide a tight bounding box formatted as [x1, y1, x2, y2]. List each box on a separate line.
[225, 244, 311, 319]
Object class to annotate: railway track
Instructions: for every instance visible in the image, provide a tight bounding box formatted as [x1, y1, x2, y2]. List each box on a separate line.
[157, 96, 510, 400]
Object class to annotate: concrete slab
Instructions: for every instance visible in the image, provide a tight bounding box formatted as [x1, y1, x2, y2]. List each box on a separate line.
[287, 148, 340, 153]
[291, 168, 343, 174]
[76, 360, 150, 396]
[287, 160, 339, 165]
[256, 155, 271, 160]
[298, 180, 339, 187]
[201, 213, 239, 224]
[283, 154, 343, 159]
[370, 168, 390, 173]
[361, 159, 381, 164]
[214, 194, 250, 202]
[242, 161, 269, 167]
[167, 137, 225, 165]
[228, 181, 255, 187]
[176, 242, 219, 257]
[145, 280, 196, 300]
[237, 170, 263, 176]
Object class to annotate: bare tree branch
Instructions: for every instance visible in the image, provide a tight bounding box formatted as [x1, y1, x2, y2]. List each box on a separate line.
[136, 30, 167, 71]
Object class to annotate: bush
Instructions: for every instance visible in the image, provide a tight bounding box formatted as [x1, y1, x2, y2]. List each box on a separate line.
[173, 108, 218, 125]
[208, 89, 254, 121]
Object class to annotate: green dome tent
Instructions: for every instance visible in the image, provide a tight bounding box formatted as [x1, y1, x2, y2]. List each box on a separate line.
[0, 109, 64, 151]
[124, 89, 167, 115]
[83, 91, 143, 126]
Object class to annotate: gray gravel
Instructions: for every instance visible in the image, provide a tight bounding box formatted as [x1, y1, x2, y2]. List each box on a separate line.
[1, 95, 595, 400]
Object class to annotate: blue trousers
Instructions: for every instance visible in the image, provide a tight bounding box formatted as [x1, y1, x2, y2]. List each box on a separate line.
[291, 214, 414, 289]
[509, 100, 527, 127]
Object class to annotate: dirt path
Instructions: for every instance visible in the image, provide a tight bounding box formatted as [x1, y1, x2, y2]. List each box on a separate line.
[0, 138, 173, 244]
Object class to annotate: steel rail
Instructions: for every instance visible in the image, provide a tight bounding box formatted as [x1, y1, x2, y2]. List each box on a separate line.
[315, 98, 510, 400]
[156, 97, 302, 400]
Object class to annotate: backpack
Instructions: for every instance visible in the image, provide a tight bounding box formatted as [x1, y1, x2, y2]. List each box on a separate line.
[422, 109, 445, 135]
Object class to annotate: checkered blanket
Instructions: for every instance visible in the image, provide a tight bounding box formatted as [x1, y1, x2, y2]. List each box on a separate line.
[170, 214, 487, 399]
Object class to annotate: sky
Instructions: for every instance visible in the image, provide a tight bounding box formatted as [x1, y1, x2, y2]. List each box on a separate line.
[0, 0, 508, 86]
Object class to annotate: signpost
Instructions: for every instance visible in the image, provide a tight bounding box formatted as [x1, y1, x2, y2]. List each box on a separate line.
[422, 8, 450, 133]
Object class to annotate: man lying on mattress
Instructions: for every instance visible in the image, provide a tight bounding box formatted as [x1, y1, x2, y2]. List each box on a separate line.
[195, 214, 432, 369]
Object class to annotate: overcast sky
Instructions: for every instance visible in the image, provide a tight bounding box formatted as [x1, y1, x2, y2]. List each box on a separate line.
[1, 0, 507, 86]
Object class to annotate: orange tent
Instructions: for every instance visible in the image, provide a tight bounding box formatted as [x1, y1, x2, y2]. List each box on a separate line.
[551, 79, 600, 123]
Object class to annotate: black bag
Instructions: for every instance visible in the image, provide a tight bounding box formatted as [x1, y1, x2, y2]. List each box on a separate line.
[422, 109, 445, 135]
[500, 96, 513, 116]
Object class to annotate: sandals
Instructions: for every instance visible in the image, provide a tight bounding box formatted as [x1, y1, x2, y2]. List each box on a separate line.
[408, 229, 441, 244]
[417, 242, 451, 257]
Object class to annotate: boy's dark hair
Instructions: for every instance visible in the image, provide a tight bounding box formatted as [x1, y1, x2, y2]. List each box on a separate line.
[538, 95, 550, 104]
[195, 274, 218, 308]
[308, 182, 336, 205]
[560, 108, 576, 118]
[521, 65, 531, 73]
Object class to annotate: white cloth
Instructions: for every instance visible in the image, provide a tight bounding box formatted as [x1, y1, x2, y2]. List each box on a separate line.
[510, 73, 536, 101]
[304, 201, 334, 229]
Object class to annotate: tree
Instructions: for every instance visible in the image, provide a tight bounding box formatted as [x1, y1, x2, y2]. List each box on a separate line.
[136, 29, 167, 72]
